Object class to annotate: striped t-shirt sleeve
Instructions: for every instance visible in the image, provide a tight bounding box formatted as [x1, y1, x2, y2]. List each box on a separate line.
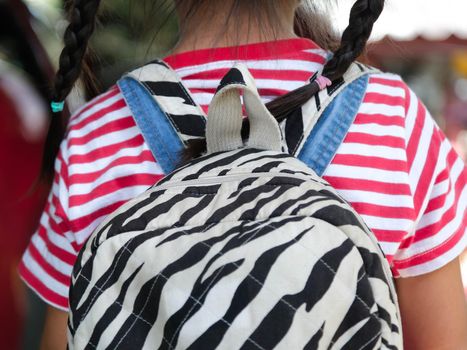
[392, 86, 466, 277]
[18, 140, 76, 310]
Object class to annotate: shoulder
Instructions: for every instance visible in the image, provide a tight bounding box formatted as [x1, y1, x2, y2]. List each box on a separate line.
[366, 70, 410, 103]
[67, 86, 130, 136]
[63, 86, 142, 163]
[351, 70, 411, 134]
[342, 66, 413, 125]
[58, 85, 163, 237]
[360, 70, 427, 135]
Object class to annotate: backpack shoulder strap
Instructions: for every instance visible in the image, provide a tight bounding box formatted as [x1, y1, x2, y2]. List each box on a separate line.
[117, 60, 206, 174]
[287, 62, 378, 176]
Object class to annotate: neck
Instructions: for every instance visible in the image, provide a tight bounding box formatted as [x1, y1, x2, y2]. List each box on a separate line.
[171, 1, 299, 55]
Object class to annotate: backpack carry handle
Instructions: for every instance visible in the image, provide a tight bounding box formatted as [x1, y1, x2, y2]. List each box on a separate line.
[206, 64, 282, 154]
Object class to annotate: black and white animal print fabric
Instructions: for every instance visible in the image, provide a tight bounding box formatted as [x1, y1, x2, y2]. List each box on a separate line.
[127, 60, 207, 143]
[68, 149, 402, 350]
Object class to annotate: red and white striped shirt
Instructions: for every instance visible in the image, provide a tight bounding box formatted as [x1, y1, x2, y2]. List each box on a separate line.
[20, 38, 466, 310]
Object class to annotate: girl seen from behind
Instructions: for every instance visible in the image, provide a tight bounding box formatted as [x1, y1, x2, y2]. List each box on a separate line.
[21, 1, 467, 349]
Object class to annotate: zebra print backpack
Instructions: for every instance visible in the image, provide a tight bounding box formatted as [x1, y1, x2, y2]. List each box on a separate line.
[68, 62, 403, 349]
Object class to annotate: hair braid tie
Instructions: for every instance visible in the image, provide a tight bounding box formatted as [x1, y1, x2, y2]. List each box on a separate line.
[315, 76, 332, 90]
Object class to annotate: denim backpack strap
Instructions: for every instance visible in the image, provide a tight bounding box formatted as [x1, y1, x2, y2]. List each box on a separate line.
[297, 74, 369, 176]
[117, 60, 207, 174]
[118, 77, 183, 174]
[286, 62, 377, 176]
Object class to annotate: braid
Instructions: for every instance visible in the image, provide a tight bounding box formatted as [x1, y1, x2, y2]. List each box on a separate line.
[41, 0, 101, 182]
[53, 0, 101, 102]
[322, 0, 384, 80]
[266, 0, 384, 120]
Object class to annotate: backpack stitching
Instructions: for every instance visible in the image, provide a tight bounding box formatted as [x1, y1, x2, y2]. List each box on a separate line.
[76, 219, 383, 348]
[168, 222, 268, 349]
[113, 271, 165, 349]
[77, 237, 137, 322]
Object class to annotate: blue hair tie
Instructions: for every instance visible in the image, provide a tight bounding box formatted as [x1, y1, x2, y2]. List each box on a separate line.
[51, 101, 65, 113]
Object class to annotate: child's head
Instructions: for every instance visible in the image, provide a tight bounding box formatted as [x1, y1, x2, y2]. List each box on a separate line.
[43, 0, 385, 179]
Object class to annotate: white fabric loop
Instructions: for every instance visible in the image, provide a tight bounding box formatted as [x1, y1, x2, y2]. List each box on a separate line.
[206, 64, 282, 154]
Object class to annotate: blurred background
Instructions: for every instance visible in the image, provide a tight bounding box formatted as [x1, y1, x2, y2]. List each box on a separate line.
[0, 0, 466, 348]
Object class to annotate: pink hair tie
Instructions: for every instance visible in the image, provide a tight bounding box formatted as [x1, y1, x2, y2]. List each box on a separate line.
[315, 76, 332, 91]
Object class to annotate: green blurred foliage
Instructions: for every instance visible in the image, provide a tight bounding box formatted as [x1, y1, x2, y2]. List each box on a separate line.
[91, 0, 179, 89]
[23, 0, 179, 94]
